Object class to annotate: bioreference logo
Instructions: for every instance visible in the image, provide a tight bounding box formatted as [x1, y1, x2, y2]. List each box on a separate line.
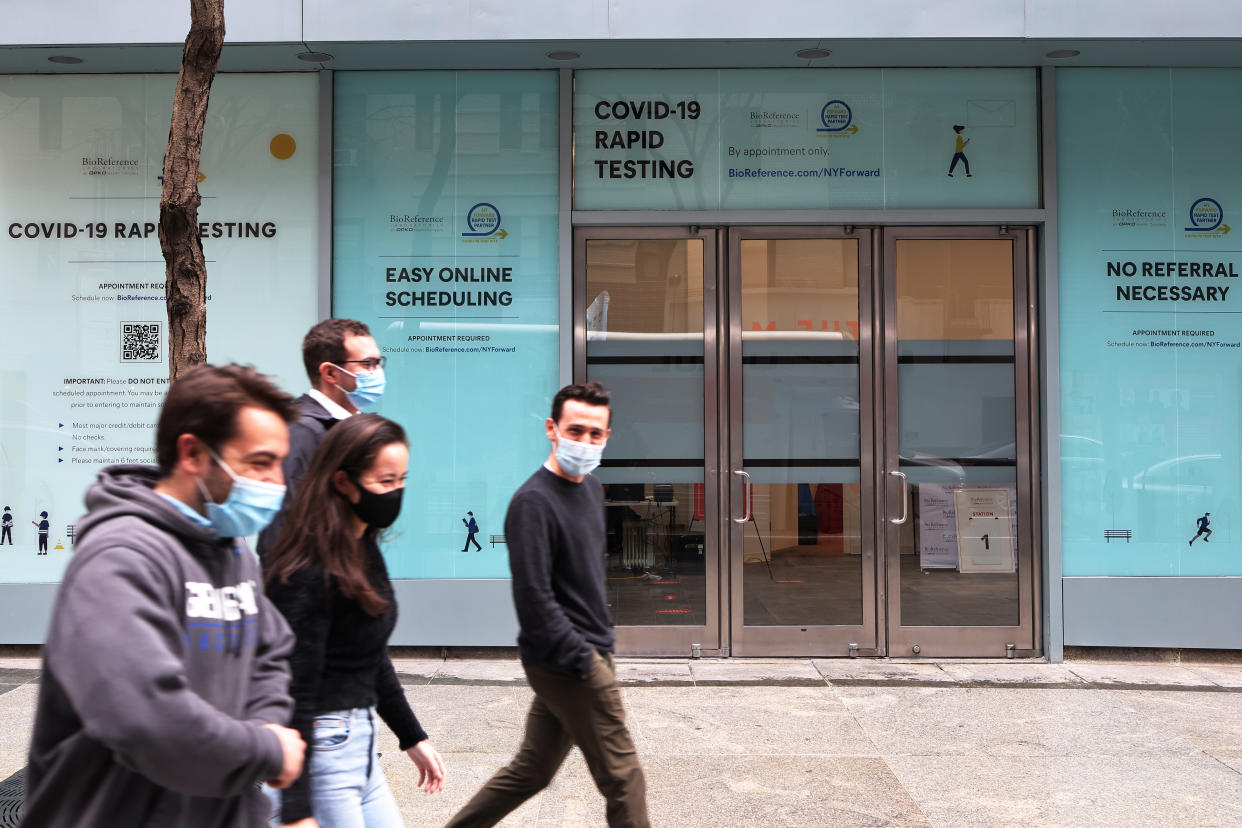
[81, 156, 140, 177]
[748, 109, 801, 129]
[462, 202, 507, 240]
[1184, 197, 1231, 237]
[390, 213, 446, 233]
[1111, 207, 1168, 228]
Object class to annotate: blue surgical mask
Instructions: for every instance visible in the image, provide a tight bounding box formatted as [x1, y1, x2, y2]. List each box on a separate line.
[196, 450, 286, 537]
[337, 365, 385, 409]
[553, 425, 605, 477]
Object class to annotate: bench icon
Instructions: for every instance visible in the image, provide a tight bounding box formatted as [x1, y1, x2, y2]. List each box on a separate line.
[1104, 529, 1132, 543]
[490, 534, 506, 547]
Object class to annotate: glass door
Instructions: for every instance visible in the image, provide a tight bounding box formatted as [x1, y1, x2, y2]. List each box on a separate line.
[881, 227, 1040, 657]
[726, 227, 878, 656]
[574, 227, 721, 656]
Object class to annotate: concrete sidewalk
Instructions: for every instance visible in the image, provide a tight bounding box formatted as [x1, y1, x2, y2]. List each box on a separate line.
[2, 656, 1242, 826]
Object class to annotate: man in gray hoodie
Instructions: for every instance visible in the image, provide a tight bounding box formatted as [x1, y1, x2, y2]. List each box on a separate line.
[23, 364, 307, 827]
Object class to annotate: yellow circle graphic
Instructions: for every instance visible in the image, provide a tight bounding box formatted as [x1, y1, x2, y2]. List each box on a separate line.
[270, 134, 296, 160]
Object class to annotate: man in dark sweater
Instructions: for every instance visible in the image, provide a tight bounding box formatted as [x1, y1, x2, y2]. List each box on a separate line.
[447, 382, 649, 828]
[256, 318, 384, 560]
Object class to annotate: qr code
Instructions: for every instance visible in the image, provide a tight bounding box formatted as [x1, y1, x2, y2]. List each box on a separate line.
[121, 321, 163, 362]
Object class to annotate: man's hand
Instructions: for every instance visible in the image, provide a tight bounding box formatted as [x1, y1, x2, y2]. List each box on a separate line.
[284, 821, 318, 828]
[262, 724, 306, 789]
[406, 740, 447, 794]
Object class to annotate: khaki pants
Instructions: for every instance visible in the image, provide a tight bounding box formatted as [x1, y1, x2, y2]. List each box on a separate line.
[446, 652, 650, 828]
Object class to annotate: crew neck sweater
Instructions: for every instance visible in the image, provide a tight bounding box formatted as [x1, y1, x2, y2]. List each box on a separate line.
[506, 466, 615, 677]
[265, 536, 427, 823]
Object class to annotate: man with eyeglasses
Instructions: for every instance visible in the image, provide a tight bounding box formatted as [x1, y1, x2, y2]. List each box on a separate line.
[257, 318, 387, 562]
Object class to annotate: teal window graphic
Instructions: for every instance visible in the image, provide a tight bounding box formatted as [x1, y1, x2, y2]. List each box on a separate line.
[333, 70, 559, 580]
[1057, 68, 1242, 577]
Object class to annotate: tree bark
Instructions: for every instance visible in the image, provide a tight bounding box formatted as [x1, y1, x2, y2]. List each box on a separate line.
[160, 0, 224, 380]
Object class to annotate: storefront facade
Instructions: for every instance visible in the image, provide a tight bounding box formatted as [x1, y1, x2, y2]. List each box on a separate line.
[1, 2, 1240, 661]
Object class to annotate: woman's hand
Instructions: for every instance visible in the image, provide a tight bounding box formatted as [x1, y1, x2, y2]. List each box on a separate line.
[284, 820, 318, 828]
[406, 740, 446, 793]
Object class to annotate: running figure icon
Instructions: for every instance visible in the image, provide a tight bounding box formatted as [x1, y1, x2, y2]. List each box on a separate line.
[1189, 512, 1212, 546]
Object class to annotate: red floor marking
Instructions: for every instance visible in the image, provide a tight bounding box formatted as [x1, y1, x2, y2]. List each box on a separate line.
[774, 579, 806, 583]
[649, 580, 680, 585]
[663, 594, 677, 600]
[655, 608, 693, 614]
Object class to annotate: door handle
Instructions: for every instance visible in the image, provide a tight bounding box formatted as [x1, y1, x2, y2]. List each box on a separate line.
[889, 469, 909, 525]
[732, 469, 751, 524]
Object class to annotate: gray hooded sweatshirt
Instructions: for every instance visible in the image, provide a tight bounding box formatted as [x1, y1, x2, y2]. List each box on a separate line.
[22, 465, 296, 828]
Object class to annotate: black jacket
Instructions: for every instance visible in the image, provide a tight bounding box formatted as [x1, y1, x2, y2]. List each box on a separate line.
[257, 394, 339, 561]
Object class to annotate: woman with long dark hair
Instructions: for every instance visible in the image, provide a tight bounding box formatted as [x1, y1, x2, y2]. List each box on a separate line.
[264, 414, 445, 827]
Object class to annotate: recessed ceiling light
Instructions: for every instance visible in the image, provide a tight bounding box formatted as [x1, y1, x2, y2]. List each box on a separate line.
[796, 48, 832, 60]
[48, 56, 83, 65]
[546, 50, 581, 61]
[1045, 49, 1080, 59]
[297, 51, 333, 63]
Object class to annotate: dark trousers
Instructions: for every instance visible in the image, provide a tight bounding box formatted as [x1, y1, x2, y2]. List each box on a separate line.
[446, 652, 649, 828]
[38, 534, 47, 552]
[1, 525, 10, 544]
[463, 532, 482, 552]
[949, 152, 971, 175]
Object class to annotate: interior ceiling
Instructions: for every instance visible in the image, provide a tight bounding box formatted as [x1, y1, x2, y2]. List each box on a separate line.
[0, 38, 1239, 75]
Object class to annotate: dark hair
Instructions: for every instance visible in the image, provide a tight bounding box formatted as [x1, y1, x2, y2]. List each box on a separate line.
[302, 318, 372, 385]
[155, 364, 298, 475]
[264, 414, 406, 616]
[953, 124, 965, 133]
[550, 381, 611, 424]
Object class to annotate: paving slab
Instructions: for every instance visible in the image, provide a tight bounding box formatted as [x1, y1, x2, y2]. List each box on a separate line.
[623, 686, 874, 757]
[1122, 690, 1242, 759]
[1065, 662, 1210, 689]
[936, 662, 1086, 687]
[814, 660, 954, 685]
[885, 753, 1242, 828]
[616, 754, 930, 828]
[834, 686, 1198, 758]
[1182, 664, 1242, 689]
[689, 659, 824, 686]
[612, 659, 694, 686]
[0, 684, 36, 780]
[389, 659, 449, 684]
[0, 669, 38, 684]
[388, 751, 549, 826]
[430, 660, 529, 685]
[401, 685, 533, 754]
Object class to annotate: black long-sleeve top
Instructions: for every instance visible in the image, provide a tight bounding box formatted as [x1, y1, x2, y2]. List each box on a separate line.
[265, 536, 427, 823]
[506, 466, 615, 677]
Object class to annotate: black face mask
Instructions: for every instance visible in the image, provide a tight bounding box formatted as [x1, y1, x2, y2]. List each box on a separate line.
[350, 481, 403, 529]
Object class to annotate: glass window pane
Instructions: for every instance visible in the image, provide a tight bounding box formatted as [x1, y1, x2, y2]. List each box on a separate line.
[586, 238, 705, 627]
[896, 239, 1019, 627]
[740, 238, 862, 627]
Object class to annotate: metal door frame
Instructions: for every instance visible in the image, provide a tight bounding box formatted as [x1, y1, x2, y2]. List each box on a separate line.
[879, 226, 1042, 657]
[725, 226, 880, 657]
[573, 226, 723, 656]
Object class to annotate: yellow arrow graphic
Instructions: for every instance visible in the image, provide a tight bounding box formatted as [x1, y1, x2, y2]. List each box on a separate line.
[845, 125, 859, 135]
[496, 228, 509, 239]
[1220, 224, 1231, 235]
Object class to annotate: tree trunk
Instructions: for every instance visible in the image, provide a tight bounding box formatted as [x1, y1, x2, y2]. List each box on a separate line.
[160, 0, 224, 380]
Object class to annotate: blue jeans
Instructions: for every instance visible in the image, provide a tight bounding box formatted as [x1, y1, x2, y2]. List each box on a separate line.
[267, 707, 404, 827]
